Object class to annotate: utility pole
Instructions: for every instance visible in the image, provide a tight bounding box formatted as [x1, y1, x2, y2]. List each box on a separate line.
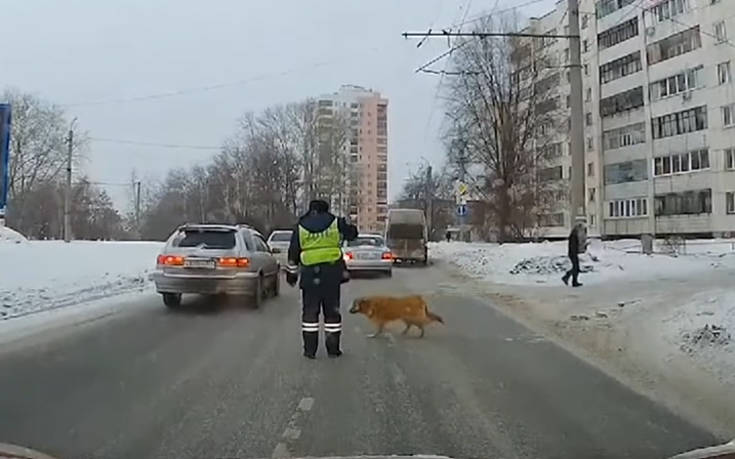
[567, 0, 586, 226]
[425, 164, 433, 239]
[64, 119, 76, 243]
[134, 180, 142, 232]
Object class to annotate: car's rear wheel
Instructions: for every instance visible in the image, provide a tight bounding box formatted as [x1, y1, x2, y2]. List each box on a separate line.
[272, 272, 280, 297]
[162, 293, 182, 308]
[251, 275, 263, 308]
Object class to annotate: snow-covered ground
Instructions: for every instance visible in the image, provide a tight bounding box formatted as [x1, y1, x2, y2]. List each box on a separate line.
[429, 239, 735, 286]
[0, 225, 28, 244]
[430, 239, 735, 434]
[1, 239, 163, 320]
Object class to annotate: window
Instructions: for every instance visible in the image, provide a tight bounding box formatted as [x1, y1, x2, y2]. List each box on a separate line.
[646, 0, 686, 25]
[534, 72, 560, 95]
[582, 14, 589, 29]
[653, 148, 710, 176]
[587, 162, 595, 177]
[718, 62, 731, 84]
[647, 27, 701, 65]
[654, 189, 712, 215]
[604, 159, 648, 184]
[714, 21, 727, 43]
[597, 0, 637, 19]
[538, 166, 563, 182]
[598, 18, 639, 50]
[649, 66, 703, 100]
[600, 86, 645, 118]
[608, 198, 648, 218]
[173, 229, 236, 249]
[584, 63, 589, 76]
[583, 40, 590, 52]
[589, 188, 596, 202]
[539, 213, 564, 226]
[600, 51, 643, 84]
[586, 112, 593, 125]
[254, 235, 270, 252]
[586, 87, 592, 102]
[727, 192, 735, 214]
[540, 142, 563, 160]
[603, 122, 646, 150]
[587, 137, 594, 151]
[723, 104, 735, 127]
[726, 148, 735, 169]
[652, 106, 707, 139]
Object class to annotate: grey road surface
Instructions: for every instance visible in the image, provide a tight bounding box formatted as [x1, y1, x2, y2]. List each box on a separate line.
[0, 265, 719, 459]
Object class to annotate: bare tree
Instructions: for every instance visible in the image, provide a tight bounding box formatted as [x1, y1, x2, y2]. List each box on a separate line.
[3, 88, 87, 236]
[442, 15, 565, 241]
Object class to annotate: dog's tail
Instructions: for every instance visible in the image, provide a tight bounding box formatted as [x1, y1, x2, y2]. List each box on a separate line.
[426, 309, 444, 324]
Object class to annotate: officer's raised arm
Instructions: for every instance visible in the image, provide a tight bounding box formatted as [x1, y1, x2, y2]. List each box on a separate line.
[338, 217, 358, 241]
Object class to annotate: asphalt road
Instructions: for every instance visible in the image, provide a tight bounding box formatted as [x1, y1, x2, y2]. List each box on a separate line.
[0, 265, 719, 459]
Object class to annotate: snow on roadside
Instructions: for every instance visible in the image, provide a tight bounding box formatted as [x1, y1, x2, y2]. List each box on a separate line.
[662, 289, 735, 385]
[0, 225, 28, 244]
[0, 241, 163, 320]
[429, 240, 735, 286]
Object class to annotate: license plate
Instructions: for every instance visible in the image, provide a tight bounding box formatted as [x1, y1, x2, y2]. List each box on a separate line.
[358, 252, 380, 260]
[185, 259, 215, 269]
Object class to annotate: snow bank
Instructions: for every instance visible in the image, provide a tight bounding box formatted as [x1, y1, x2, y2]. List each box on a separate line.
[662, 289, 735, 385]
[0, 241, 163, 320]
[0, 226, 28, 244]
[429, 240, 735, 285]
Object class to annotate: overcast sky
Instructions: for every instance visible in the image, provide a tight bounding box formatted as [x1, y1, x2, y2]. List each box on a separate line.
[2, 0, 555, 210]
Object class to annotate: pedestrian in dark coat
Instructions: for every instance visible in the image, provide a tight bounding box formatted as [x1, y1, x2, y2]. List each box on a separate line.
[562, 223, 585, 287]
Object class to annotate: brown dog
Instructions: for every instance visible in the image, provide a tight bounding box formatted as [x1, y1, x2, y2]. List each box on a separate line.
[349, 295, 444, 338]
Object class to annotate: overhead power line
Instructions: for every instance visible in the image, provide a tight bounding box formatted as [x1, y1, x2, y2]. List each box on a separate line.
[61, 45, 388, 108]
[402, 31, 579, 39]
[88, 137, 221, 150]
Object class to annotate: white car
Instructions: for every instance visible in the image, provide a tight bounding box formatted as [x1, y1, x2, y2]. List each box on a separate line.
[267, 229, 293, 266]
[150, 224, 280, 308]
[343, 234, 393, 277]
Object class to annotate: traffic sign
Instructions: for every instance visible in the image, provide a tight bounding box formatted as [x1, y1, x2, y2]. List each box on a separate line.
[458, 182, 468, 195]
[0, 104, 11, 220]
[456, 204, 467, 216]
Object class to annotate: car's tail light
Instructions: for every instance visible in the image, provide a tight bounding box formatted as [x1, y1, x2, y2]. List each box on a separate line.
[343, 252, 353, 261]
[157, 255, 185, 266]
[218, 257, 250, 268]
[381, 251, 393, 260]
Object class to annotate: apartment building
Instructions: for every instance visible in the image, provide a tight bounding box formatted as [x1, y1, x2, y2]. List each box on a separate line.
[594, 0, 735, 237]
[528, 0, 735, 237]
[317, 85, 389, 233]
[519, 2, 583, 237]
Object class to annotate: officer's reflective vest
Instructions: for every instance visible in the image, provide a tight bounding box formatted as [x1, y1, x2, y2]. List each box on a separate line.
[298, 219, 341, 266]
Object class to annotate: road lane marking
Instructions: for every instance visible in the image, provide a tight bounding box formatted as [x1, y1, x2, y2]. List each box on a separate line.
[391, 362, 407, 385]
[271, 442, 290, 458]
[298, 397, 314, 411]
[272, 396, 314, 458]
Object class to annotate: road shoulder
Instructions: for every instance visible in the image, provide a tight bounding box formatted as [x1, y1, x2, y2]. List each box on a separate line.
[430, 260, 735, 439]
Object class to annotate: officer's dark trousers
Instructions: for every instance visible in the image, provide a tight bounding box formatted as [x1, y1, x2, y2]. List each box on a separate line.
[301, 287, 341, 356]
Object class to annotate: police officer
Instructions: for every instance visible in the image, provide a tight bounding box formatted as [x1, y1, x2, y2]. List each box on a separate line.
[286, 199, 357, 359]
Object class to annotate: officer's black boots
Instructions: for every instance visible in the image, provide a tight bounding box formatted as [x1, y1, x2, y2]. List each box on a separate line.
[303, 331, 318, 359]
[325, 331, 342, 357]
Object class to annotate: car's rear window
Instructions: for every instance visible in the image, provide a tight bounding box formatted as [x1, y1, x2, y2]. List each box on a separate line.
[269, 231, 292, 242]
[387, 224, 424, 240]
[172, 230, 236, 249]
[348, 236, 384, 247]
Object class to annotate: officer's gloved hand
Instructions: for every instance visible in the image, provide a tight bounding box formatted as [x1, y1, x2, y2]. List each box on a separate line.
[285, 264, 298, 287]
